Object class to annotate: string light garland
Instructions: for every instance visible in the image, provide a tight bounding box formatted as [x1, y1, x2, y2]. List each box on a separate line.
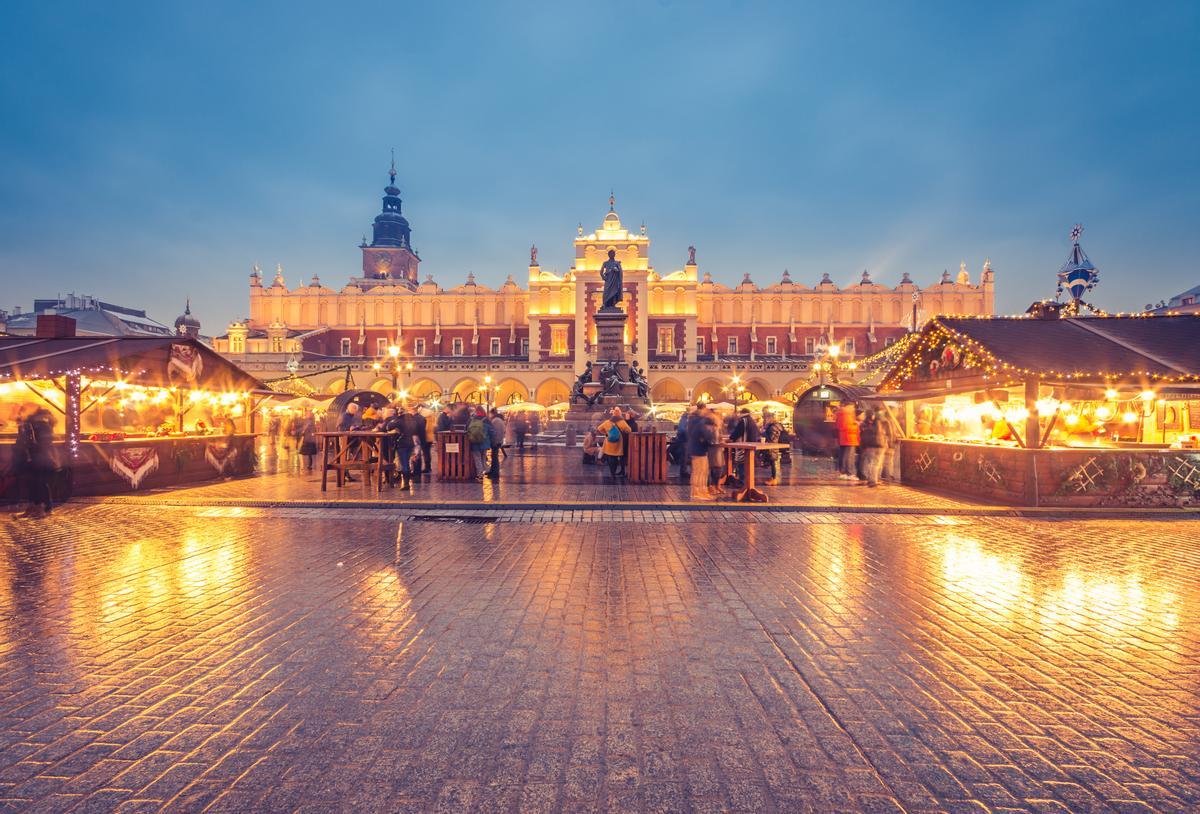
[880, 313, 1200, 392]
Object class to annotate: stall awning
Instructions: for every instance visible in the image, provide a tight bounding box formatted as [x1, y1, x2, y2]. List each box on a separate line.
[0, 336, 263, 392]
[880, 315, 1200, 392]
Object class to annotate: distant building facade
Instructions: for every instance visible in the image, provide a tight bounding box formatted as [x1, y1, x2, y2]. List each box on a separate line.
[214, 170, 996, 404]
[2, 294, 180, 338]
[1148, 285, 1200, 315]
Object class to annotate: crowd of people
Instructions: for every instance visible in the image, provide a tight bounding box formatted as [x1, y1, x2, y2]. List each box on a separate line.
[834, 400, 900, 487]
[662, 404, 787, 501]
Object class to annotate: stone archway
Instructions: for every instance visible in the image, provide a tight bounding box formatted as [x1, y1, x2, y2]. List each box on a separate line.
[650, 377, 686, 403]
[495, 378, 531, 406]
[448, 377, 480, 404]
[534, 377, 571, 406]
[692, 378, 727, 403]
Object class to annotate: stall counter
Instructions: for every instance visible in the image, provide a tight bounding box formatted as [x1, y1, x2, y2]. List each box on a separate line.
[1, 433, 257, 501]
[900, 438, 1200, 508]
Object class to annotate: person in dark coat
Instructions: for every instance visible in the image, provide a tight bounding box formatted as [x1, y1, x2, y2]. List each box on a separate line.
[686, 405, 717, 500]
[15, 406, 56, 518]
[729, 408, 761, 486]
[396, 405, 424, 488]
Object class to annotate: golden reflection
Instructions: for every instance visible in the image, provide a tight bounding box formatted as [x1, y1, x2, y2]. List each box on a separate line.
[933, 531, 1180, 639]
[940, 533, 1026, 617]
[69, 516, 248, 647]
[1039, 570, 1178, 638]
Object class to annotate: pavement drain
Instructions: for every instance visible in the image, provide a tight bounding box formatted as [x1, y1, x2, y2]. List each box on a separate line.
[404, 514, 501, 524]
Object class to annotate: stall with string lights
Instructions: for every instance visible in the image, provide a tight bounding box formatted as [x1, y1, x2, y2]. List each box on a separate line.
[878, 313, 1200, 507]
[0, 335, 265, 499]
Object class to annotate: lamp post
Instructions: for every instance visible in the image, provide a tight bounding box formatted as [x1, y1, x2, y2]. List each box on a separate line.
[812, 343, 857, 384]
[373, 343, 415, 402]
[483, 374, 493, 412]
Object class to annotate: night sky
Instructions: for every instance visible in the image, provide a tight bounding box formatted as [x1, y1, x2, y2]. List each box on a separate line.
[2, 1, 1197, 333]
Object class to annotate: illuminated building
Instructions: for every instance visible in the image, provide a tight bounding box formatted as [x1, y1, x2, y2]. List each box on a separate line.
[213, 167, 995, 404]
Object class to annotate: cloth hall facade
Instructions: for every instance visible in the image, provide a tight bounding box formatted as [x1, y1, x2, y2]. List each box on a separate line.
[213, 173, 996, 405]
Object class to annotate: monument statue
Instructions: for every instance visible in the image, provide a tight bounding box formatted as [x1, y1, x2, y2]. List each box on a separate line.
[687, 245, 696, 265]
[530, 244, 538, 265]
[600, 249, 623, 309]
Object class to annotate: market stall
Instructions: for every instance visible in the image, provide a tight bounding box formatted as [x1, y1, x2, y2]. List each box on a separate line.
[878, 314, 1200, 507]
[0, 334, 265, 499]
[791, 384, 875, 455]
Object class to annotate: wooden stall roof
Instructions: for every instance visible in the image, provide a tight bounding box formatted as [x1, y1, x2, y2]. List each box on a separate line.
[880, 314, 1200, 393]
[0, 336, 263, 391]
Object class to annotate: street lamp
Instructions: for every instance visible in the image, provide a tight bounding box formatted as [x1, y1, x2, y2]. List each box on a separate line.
[483, 374, 493, 412]
[814, 343, 857, 384]
[374, 343, 413, 398]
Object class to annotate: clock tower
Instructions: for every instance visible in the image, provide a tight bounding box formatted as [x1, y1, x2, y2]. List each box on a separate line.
[360, 156, 420, 288]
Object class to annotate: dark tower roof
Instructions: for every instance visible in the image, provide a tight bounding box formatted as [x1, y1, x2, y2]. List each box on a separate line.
[370, 153, 413, 251]
[174, 299, 200, 333]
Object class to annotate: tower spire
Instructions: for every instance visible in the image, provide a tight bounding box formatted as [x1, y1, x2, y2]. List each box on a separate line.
[389, 148, 396, 185]
[609, 189, 615, 212]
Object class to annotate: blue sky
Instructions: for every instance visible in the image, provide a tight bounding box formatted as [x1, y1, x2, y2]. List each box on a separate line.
[1, 1, 1197, 332]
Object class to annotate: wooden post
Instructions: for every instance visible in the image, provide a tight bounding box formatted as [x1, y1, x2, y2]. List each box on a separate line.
[65, 372, 81, 460]
[1024, 379, 1041, 449]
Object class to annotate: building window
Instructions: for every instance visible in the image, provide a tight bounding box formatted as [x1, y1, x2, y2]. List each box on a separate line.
[376, 338, 387, 357]
[452, 337, 464, 356]
[551, 325, 569, 356]
[490, 337, 502, 356]
[727, 337, 738, 355]
[271, 337, 283, 353]
[520, 338, 530, 357]
[231, 337, 244, 354]
[696, 337, 705, 355]
[885, 336, 896, 347]
[805, 337, 816, 355]
[340, 338, 351, 356]
[414, 338, 426, 356]
[843, 337, 855, 355]
[657, 327, 674, 354]
[765, 336, 777, 355]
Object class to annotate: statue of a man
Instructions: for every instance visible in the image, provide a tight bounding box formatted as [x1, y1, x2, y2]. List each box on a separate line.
[600, 249, 623, 309]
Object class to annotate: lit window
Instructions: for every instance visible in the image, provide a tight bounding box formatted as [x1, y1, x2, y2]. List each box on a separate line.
[727, 337, 738, 355]
[551, 325, 569, 356]
[271, 337, 283, 353]
[340, 338, 351, 356]
[765, 336, 777, 354]
[414, 338, 426, 356]
[452, 338, 464, 356]
[490, 337, 502, 356]
[843, 337, 855, 355]
[657, 327, 674, 354]
[885, 336, 896, 347]
[520, 338, 530, 356]
[231, 337, 244, 353]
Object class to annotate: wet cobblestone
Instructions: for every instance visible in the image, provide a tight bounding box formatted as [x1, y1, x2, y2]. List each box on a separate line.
[1, 504, 1198, 812]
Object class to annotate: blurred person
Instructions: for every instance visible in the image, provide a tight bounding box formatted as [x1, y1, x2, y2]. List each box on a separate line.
[596, 407, 631, 480]
[761, 409, 784, 485]
[835, 401, 859, 480]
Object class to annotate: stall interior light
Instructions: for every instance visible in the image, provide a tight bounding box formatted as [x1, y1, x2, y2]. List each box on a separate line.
[1122, 411, 1138, 423]
[1140, 390, 1156, 402]
[1105, 388, 1119, 400]
[1095, 406, 1113, 420]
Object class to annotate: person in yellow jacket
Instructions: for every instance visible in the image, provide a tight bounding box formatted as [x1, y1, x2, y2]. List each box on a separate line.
[420, 408, 436, 473]
[596, 407, 631, 480]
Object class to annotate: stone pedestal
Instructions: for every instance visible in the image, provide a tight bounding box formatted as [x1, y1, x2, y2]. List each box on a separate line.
[565, 306, 652, 429]
[594, 307, 627, 362]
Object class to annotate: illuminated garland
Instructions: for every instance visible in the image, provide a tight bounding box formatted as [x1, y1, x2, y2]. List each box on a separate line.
[881, 314, 1200, 391]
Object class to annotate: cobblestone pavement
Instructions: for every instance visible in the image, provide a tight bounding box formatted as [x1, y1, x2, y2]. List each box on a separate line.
[1, 505, 1198, 813]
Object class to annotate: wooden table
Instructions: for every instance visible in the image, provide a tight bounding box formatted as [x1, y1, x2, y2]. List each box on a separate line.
[720, 441, 790, 502]
[317, 431, 386, 491]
